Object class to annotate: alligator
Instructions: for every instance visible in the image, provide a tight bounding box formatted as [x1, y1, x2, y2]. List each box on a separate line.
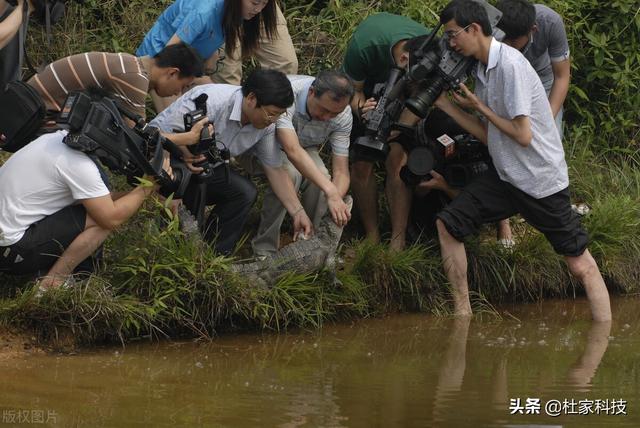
[229, 196, 353, 288]
[176, 204, 202, 245]
[177, 196, 352, 288]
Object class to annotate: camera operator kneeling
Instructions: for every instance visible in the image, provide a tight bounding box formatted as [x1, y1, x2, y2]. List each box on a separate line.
[393, 108, 508, 244]
[0, 130, 164, 291]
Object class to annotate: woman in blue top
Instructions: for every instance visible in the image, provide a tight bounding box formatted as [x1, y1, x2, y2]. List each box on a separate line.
[137, 0, 278, 93]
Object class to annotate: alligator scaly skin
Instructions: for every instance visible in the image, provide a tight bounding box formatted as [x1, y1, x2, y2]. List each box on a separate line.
[230, 196, 353, 287]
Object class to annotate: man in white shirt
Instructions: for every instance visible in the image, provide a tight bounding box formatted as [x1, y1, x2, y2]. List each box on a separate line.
[150, 69, 316, 254]
[0, 130, 164, 290]
[431, 0, 611, 321]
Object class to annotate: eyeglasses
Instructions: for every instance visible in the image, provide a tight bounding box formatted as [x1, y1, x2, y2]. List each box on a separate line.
[444, 24, 471, 40]
[260, 106, 283, 123]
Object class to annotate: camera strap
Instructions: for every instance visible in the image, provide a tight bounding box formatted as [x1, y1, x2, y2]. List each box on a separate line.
[20, 0, 70, 81]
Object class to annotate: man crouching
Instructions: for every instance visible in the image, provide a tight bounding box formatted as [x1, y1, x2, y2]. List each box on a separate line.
[0, 129, 166, 291]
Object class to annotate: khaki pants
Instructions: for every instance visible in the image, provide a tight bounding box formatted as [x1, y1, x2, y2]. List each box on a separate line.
[247, 148, 329, 256]
[211, 4, 298, 85]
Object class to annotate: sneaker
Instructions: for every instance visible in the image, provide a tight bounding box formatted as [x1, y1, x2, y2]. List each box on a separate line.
[33, 276, 76, 299]
[571, 203, 591, 216]
[498, 238, 516, 251]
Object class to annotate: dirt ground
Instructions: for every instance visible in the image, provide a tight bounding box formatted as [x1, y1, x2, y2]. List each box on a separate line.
[0, 327, 44, 361]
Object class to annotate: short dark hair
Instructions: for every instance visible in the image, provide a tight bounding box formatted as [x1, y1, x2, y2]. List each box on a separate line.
[242, 69, 294, 108]
[440, 0, 492, 37]
[153, 42, 204, 78]
[402, 34, 440, 67]
[403, 34, 432, 54]
[496, 0, 536, 39]
[311, 70, 355, 102]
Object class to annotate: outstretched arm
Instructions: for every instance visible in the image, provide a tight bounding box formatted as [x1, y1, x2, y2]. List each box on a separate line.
[262, 164, 314, 239]
[331, 154, 350, 197]
[82, 184, 157, 230]
[278, 128, 350, 227]
[437, 83, 532, 147]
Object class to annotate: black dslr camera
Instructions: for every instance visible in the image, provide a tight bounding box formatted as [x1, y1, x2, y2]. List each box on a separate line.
[181, 93, 230, 181]
[57, 91, 190, 198]
[353, 0, 503, 162]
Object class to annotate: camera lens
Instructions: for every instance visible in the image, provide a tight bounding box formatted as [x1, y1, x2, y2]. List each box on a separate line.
[405, 78, 446, 118]
[406, 147, 435, 176]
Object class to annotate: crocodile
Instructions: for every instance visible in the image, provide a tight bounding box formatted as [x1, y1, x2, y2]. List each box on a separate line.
[176, 204, 202, 245]
[177, 196, 352, 288]
[230, 196, 353, 288]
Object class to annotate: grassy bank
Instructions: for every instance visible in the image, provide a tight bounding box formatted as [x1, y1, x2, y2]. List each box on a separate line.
[2, 153, 639, 345]
[1, 0, 639, 345]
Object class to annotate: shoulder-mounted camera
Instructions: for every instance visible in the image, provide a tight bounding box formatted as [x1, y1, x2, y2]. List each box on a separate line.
[354, 0, 504, 162]
[57, 91, 190, 198]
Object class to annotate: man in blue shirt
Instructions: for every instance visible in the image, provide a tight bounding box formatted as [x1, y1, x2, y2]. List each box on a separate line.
[137, 0, 224, 62]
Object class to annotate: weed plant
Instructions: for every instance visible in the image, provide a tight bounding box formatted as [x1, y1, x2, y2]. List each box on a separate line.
[0, 0, 638, 345]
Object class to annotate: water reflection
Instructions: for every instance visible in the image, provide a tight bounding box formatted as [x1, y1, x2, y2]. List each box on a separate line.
[0, 298, 637, 427]
[566, 321, 612, 391]
[428, 317, 613, 426]
[432, 317, 471, 425]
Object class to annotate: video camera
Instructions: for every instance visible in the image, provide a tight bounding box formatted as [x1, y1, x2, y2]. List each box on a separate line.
[404, 2, 503, 118]
[400, 115, 490, 188]
[175, 93, 231, 231]
[181, 93, 230, 182]
[57, 91, 190, 198]
[353, 0, 503, 162]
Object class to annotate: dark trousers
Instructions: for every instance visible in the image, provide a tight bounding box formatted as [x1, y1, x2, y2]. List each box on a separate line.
[0, 205, 99, 276]
[183, 167, 257, 255]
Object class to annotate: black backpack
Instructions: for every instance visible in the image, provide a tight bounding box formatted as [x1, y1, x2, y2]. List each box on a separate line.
[0, 81, 46, 153]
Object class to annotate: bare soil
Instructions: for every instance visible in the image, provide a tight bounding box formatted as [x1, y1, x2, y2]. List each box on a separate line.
[0, 326, 44, 361]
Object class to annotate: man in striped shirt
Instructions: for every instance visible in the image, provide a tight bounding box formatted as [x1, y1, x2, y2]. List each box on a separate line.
[26, 43, 205, 145]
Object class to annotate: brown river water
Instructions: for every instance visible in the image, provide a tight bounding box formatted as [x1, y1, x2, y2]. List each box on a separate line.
[1, 296, 638, 427]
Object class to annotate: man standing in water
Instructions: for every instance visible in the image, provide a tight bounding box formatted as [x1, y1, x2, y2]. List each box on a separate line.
[432, 0, 611, 321]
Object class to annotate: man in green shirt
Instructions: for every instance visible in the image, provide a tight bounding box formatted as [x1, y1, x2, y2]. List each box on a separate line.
[343, 13, 429, 250]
